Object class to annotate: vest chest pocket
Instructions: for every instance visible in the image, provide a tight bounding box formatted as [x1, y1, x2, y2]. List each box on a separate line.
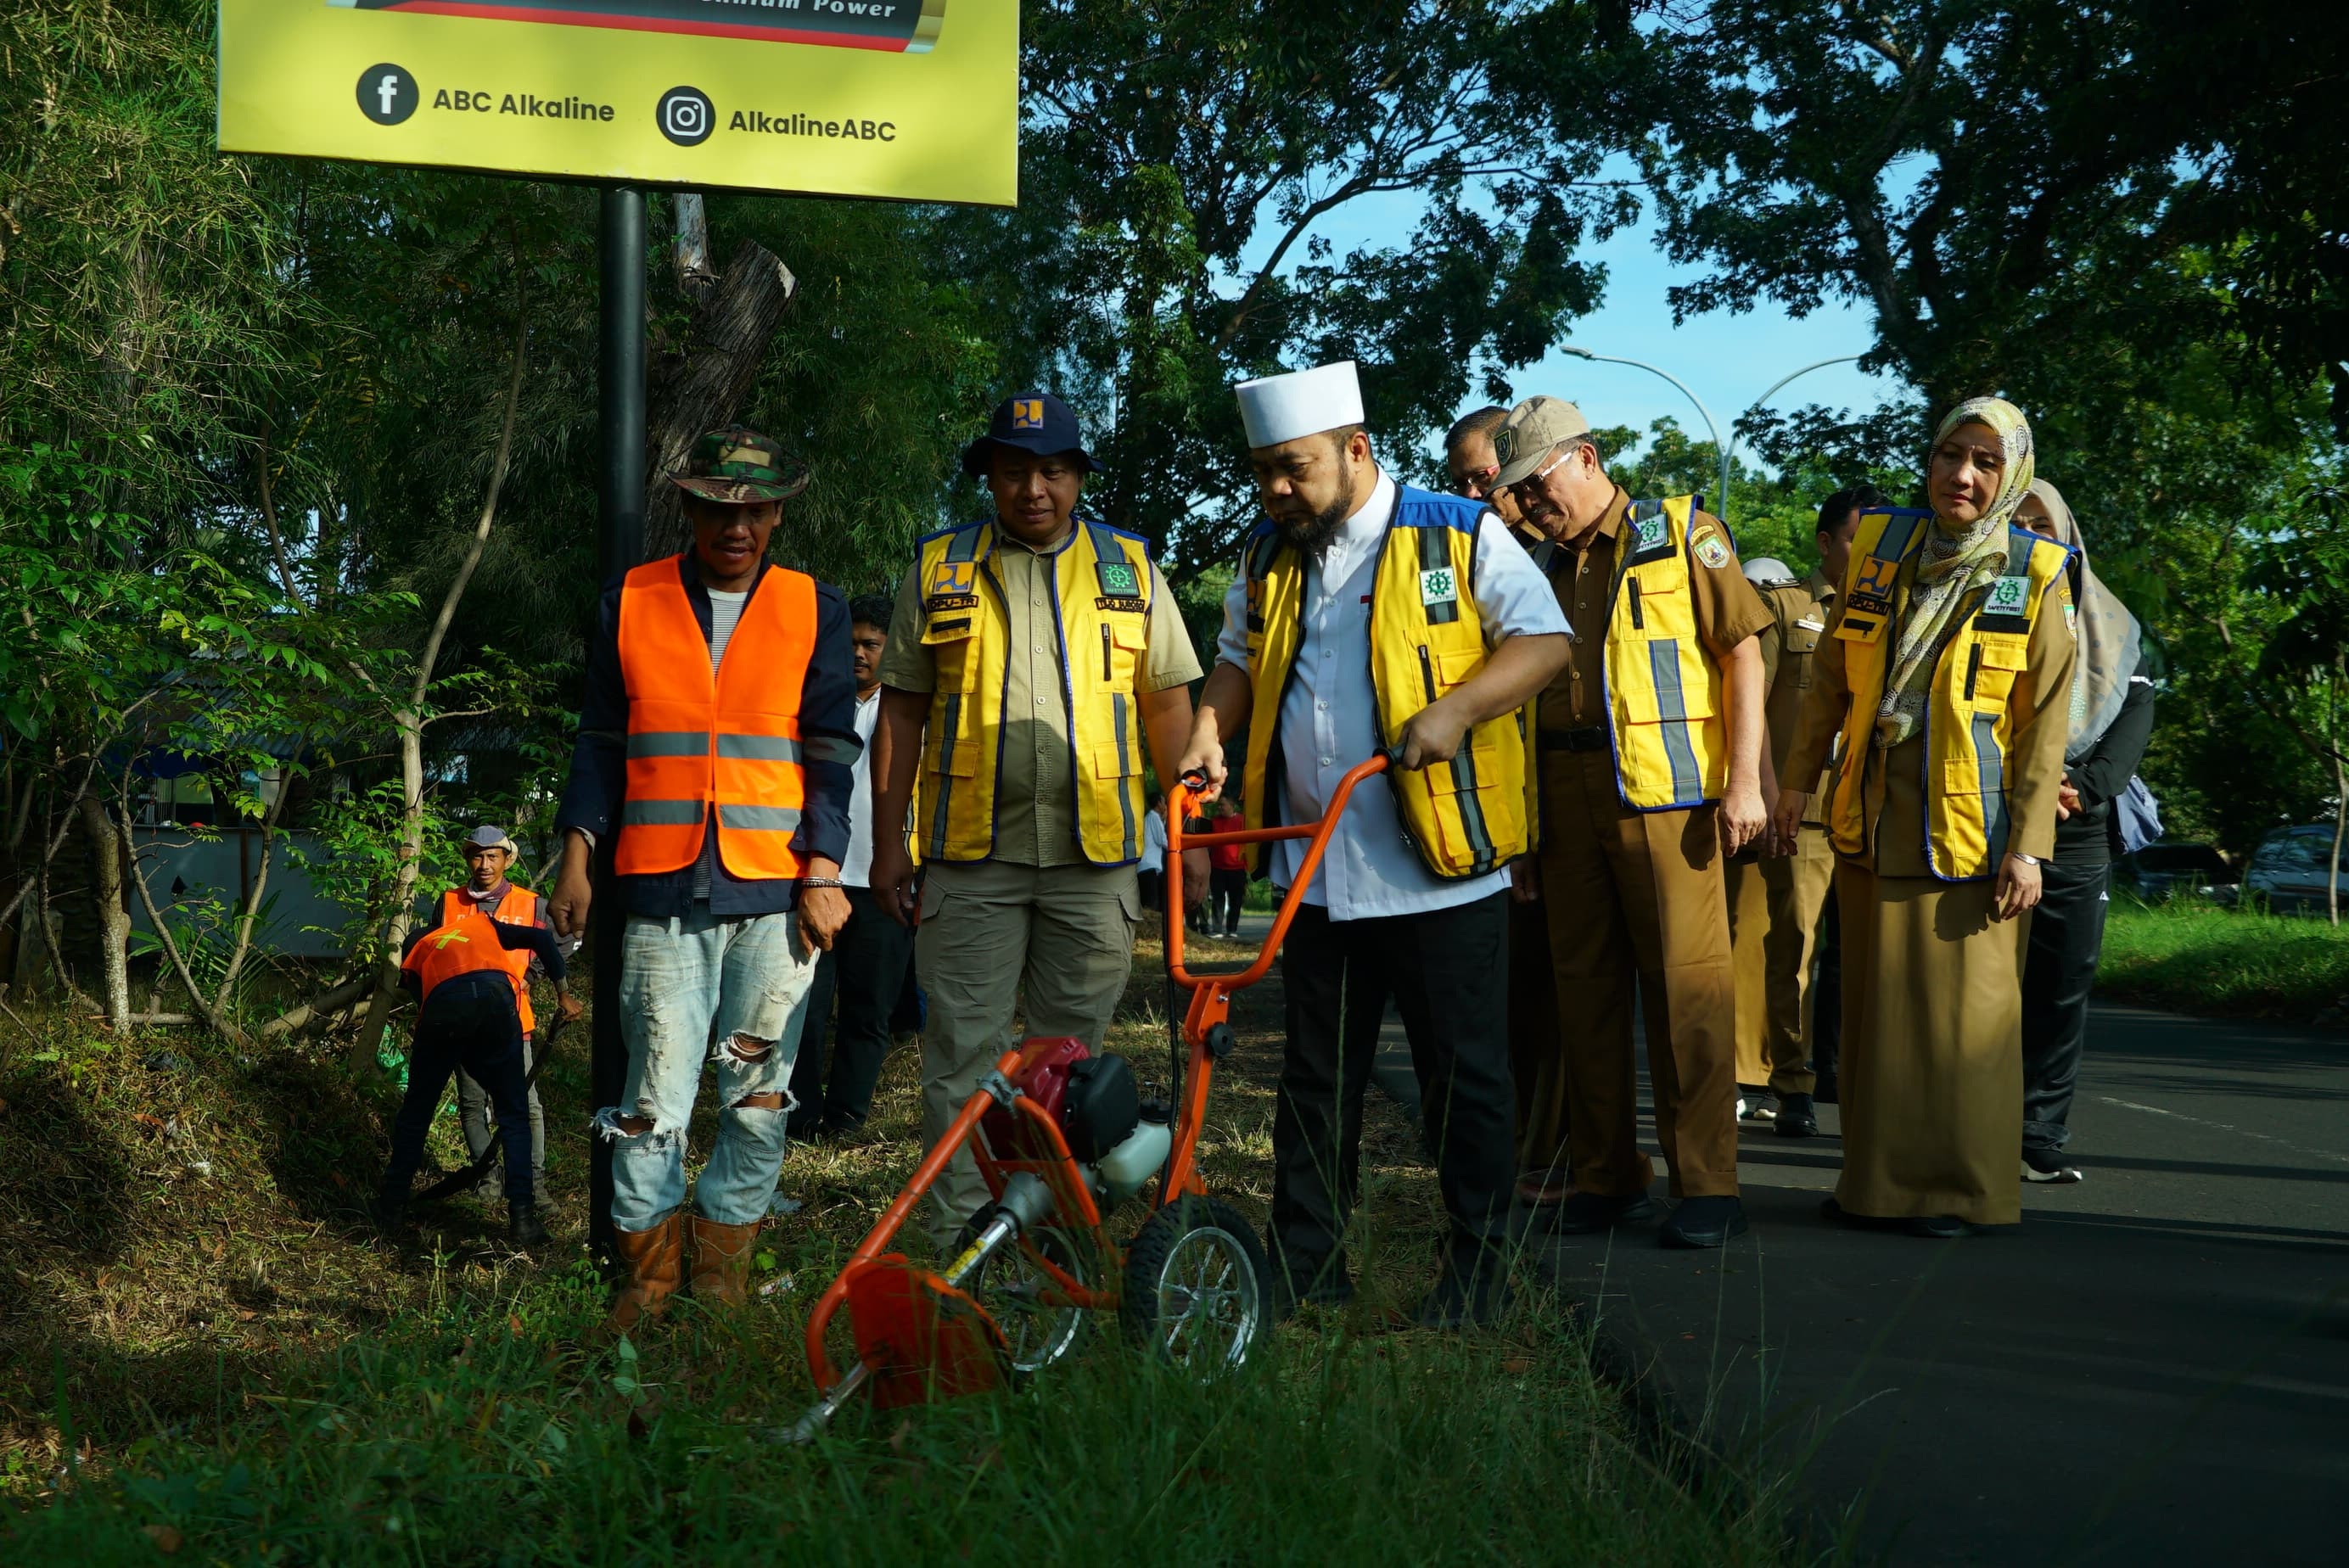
[1431, 643, 1486, 696]
[1424, 741, 1500, 796]
[1623, 570, 1696, 640]
[1968, 633, 2029, 710]
[922, 615, 982, 692]
[1094, 613, 1147, 692]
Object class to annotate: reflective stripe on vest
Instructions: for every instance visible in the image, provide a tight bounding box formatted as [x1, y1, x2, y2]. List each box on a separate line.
[913, 517, 1154, 865]
[437, 886, 537, 1033]
[614, 556, 816, 879]
[1601, 496, 1728, 810]
[400, 910, 521, 1010]
[1827, 510, 2072, 881]
[1239, 486, 1530, 881]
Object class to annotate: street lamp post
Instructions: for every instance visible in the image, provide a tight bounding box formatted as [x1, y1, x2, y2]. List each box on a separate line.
[1561, 345, 1733, 527]
[1719, 354, 1863, 500]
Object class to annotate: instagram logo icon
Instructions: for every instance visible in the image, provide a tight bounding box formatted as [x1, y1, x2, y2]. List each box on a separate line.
[656, 87, 714, 147]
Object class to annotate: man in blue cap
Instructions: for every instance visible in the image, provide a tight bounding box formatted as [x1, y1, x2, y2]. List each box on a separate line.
[866, 393, 1203, 1244]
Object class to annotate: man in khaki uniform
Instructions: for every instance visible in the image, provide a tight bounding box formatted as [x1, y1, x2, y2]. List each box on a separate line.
[866, 393, 1202, 1245]
[1493, 396, 1772, 1249]
[1731, 485, 1880, 1139]
[1447, 406, 1567, 1201]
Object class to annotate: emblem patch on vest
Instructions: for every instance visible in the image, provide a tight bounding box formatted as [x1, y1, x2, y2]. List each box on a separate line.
[1419, 566, 1458, 607]
[1848, 553, 1899, 616]
[1985, 574, 2030, 615]
[930, 560, 976, 597]
[1692, 526, 1731, 569]
[1096, 559, 1141, 598]
[1632, 511, 1668, 553]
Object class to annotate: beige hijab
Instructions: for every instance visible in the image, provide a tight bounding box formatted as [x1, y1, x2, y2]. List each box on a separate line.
[1875, 398, 2037, 748]
[2027, 479, 2142, 762]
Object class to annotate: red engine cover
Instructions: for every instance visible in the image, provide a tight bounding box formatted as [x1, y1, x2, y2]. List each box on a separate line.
[979, 1036, 1089, 1156]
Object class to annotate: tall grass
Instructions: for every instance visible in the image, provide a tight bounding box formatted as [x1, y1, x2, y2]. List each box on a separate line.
[2099, 898, 2349, 1022]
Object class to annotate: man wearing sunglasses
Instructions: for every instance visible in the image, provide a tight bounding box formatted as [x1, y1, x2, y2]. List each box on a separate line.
[1490, 395, 1771, 1251]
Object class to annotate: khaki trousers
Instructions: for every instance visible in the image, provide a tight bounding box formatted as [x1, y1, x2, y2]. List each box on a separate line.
[1538, 752, 1741, 1199]
[913, 860, 1140, 1247]
[1725, 827, 1832, 1096]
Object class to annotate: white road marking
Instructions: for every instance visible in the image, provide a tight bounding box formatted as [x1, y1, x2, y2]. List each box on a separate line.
[2097, 1097, 2349, 1165]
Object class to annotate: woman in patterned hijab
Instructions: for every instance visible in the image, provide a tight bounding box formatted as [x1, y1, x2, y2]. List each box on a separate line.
[1875, 397, 2038, 748]
[2015, 479, 2143, 761]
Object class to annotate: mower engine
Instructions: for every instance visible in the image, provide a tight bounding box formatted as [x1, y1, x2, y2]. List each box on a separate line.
[982, 1039, 1171, 1204]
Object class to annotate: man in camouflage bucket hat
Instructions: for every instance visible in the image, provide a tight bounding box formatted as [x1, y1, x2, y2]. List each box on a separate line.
[550, 424, 856, 1340]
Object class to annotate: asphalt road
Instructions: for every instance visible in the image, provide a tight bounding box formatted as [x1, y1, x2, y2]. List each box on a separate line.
[1366, 998, 2349, 1565]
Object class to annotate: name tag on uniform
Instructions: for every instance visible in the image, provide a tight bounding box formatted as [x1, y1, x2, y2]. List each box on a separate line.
[1419, 566, 1457, 607]
[1795, 617, 1825, 632]
[1985, 574, 2030, 615]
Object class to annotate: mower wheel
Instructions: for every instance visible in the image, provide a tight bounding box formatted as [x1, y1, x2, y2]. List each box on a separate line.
[956, 1221, 1091, 1376]
[1119, 1196, 1270, 1374]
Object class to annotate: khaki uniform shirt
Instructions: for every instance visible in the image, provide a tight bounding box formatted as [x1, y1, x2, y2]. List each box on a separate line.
[877, 524, 1201, 867]
[1537, 487, 1772, 732]
[1756, 569, 1838, 822]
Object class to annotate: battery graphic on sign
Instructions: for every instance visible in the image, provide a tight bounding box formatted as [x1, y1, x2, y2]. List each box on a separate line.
[324, 0, 948, 53]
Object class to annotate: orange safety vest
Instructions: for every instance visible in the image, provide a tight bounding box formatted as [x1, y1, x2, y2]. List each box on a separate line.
[614, 556, 817, 881]
[436, 887, 539, 1033]
[400, 910, 524, 1014]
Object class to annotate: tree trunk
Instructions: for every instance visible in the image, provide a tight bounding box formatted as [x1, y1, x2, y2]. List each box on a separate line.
[121, 803, 255, 1050]
[640, 239, 798, 563]
[212, 778, 290, 1016]
[348, 303, 531, 1072]
[77, 794, 132, 1034]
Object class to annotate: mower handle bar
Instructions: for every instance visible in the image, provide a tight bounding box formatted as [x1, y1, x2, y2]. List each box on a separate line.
[1163, 753, 1388, 991]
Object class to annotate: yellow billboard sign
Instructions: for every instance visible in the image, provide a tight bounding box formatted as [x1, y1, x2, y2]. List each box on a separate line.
[217, 0, 1017, 205]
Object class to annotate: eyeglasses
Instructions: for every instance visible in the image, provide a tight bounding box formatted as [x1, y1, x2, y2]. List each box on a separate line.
[1452, 464, 1500, 500]
[1502, 447, 1574, 502]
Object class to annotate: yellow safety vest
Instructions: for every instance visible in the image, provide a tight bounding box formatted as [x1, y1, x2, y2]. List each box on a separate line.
[1239, 486, 1529, 880]
[912, 517, 1157, 865]
[1826, 508, 2072, 881]
[1601, 496, 1729, 810]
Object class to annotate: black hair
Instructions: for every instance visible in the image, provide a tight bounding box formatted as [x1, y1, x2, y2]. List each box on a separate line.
[1444, 406, 1511, 451]
[849, 594, 894, 629]
[1817, 484, 1886, 536]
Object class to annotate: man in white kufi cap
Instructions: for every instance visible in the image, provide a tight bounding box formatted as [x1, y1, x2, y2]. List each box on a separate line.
[1176, 361, 1570, 1329]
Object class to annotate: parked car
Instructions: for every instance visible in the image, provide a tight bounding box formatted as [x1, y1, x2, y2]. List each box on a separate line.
[2240, 825, 2349, 917]
[2112, 841, 2239, 905]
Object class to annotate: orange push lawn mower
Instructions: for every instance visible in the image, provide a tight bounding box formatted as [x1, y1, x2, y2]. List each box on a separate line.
[782, 755, 1391, 1442]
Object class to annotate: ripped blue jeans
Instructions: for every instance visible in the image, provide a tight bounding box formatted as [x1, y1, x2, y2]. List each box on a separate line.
[599, 906, 818, 1231]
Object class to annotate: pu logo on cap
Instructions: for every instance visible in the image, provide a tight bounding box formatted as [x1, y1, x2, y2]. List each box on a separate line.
[1012, 399, 1045, 430]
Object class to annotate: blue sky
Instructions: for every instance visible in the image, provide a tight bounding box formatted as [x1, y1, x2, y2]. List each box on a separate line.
[1298, 187, 1910, 462]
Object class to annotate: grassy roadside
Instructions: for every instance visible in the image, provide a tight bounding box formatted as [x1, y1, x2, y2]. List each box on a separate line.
[2098, 898, 2349, 1024]
[0, 928, 1792, 1565]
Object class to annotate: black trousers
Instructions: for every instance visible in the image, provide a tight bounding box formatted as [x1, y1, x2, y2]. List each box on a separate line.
[381, 977, 534, 1205]
[1209, 869, 1247, 933]
[1270, 893, 1515, 1274]
[2021, 845, 2111, 1153]
[787, 885, 917, 1134]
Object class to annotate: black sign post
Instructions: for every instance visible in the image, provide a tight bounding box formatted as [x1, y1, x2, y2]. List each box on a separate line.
[588, 184, 646, 1266]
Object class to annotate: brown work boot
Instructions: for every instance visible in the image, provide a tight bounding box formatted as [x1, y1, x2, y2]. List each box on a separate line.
[597, 1212, 683, 1342]
[687, 1213, 760, 1309]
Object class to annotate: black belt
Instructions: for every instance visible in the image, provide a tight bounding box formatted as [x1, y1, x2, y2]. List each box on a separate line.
[1538, 725, 1609, 753]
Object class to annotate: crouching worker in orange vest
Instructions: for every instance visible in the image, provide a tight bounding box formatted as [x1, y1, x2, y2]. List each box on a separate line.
[375, 904, 569, 1246]
[547, 427, 857, 1338]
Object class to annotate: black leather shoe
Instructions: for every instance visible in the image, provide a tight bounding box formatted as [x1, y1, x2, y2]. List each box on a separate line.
[1907, 1214, 1970, 1239]
[1413, 1247, 1514, 1330]
[1545, 1190, 1658, 1235]
[1270, 1251, 1354, 1319]
[1814, 1074, 1838, 1106]
[1659, 1196, 1747, 1249]
[1773, 1093, 1819, 1138]
[507, 1201, 549, 1248]
[370, 1192, 408, 1235]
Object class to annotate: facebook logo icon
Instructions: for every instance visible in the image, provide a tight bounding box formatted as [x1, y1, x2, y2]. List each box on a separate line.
[356, 64, 419, 126]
